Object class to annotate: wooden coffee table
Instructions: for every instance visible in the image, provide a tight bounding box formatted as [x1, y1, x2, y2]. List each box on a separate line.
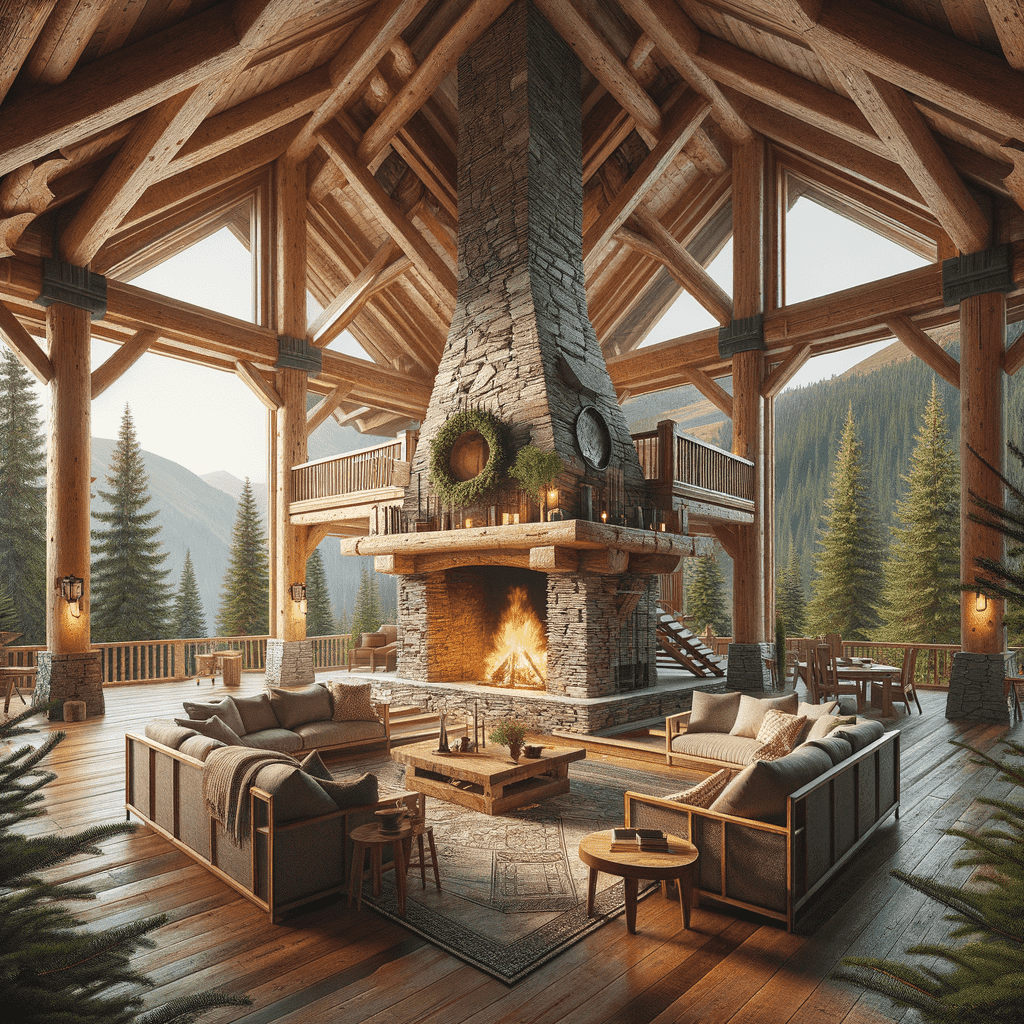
[391, 739, 585, 816]
[578, 829, 699, 933]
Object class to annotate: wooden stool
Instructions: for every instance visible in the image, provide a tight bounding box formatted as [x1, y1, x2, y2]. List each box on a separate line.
[405, 821, 441, 892]
[348, 821, 412, 915]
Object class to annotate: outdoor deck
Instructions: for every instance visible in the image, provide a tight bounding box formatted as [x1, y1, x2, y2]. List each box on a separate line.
[7, 676, 1022, 1024]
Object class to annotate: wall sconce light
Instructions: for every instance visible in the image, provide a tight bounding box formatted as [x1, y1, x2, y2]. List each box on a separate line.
[60, 575, 83, 618]
[290, 582, 307, 615]
[976, 591, 988, 613]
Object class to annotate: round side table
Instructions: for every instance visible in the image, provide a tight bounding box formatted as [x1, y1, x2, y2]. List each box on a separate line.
[348, 820, 413, 915]
[578, 829, 699, 934]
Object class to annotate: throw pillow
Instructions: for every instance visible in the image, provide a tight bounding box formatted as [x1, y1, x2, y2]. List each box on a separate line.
[729, 692, 799, 738]
[327, 681, 378, 723]
[796, 700, 839, 743]
[806, 713, 857, 741]
[268, 683, 333, 730]
[181, 697, 246, 738]
[753, 710, 807, 761]
[300, 749, 332, 781]
[687, 690, 742, 734]
[318, 772, 379, 809]
[665, 768, 733, 808]
[174, 715, 243, 746]
[227, 692, 279, 735]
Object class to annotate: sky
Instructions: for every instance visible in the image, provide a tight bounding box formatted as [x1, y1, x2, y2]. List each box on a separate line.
[29, 196, 929, 485]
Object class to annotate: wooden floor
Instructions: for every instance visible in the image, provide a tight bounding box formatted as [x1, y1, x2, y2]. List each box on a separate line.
[6, 675, 1021, 1024]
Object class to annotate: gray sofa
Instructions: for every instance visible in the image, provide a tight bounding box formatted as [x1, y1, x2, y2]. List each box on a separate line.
[169, 681, 391, 756]
[125, 722, 419, 922]
[631, 690, 899, 930]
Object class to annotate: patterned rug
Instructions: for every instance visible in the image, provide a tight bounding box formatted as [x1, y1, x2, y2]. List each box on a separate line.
[343, 755, 694, 984]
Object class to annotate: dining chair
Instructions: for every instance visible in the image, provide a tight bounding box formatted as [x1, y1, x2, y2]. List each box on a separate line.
[814, 644, 862, 707]
[893, 647, 922, 714]
[824, 632, 843, 660]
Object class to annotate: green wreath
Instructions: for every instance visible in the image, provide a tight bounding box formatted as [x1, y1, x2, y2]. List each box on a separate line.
[428, 408, 507, 506]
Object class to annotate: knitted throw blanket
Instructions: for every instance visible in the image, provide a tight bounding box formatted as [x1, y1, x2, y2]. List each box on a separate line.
[203, 746, 298, 845]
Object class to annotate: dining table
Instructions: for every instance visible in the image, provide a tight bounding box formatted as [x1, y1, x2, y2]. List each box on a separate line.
[834, 659, 902, 716]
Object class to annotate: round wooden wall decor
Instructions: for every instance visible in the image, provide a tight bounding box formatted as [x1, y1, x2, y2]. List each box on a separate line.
[575, 406, 611, 470]
[449, 430, 490, 481]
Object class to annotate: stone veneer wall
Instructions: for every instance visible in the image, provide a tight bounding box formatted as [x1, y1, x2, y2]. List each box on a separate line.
[946, 650, 1015, 724]
[724, 642, 775, 692]
[404, 0, 647, 526]
[265, 639, 314, 689]
[34, 651, 104, 720]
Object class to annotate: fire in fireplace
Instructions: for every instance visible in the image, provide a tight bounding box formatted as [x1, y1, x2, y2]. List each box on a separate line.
[485, 585, 548, 689]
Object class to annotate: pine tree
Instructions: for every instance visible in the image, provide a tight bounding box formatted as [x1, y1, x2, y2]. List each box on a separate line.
[336, 602, 350, 637]
[879, 380, 961, 643]
[91, 406, 173, 642]
[216, 478, 269, 636]
[807, 406, 886, 640]
[305, 548, 335, 637]
[0, 348, 46, 643]
[776, 549, 807, 636]
[350, 564, 382, 638]
[0, 577, 18, 631]
[173, 549, 206, 639]
[0, 706, 250, 1023]
[687, 554, 731, 636]
[840, 739, 1024, 1021]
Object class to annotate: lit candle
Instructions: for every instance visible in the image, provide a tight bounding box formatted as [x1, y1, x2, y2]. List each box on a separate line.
[601, 510, 607, 523]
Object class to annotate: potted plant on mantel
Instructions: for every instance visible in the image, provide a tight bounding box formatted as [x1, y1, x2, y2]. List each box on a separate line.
[489, 717, 528, 763]
[509, 445, 563, 522]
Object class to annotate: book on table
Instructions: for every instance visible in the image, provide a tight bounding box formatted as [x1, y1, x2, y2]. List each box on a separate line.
[609, 827, 670, 852]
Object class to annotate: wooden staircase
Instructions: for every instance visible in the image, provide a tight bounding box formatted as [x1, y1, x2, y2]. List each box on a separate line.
[655, 607, 727, 677]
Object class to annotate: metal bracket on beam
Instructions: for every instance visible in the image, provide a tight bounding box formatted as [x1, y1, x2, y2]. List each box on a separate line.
[36, 259, 107, 320]
[717, 313, 765, 359]
[942, 244, 1013, 305]
[275, 335, 322, 376]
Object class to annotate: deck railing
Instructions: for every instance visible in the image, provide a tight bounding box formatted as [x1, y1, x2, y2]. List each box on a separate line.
[633, 420, 755, 513]
[291, 432, 415, 503]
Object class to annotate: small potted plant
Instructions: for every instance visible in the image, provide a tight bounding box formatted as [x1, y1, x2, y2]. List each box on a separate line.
[489, 717, 528, 762]
[509, 445, 563, 521]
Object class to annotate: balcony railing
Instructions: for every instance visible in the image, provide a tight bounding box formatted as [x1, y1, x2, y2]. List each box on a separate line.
[633, 419, 755, 523]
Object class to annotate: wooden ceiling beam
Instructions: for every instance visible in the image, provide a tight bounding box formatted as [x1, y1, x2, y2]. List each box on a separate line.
[0, 300, 52, 384]
[986, 1, 1024, 70]
[0, 1, 57, 103]
[357, 0, 515, 165]
[534, 0, 662, 146]
[583, 91, 711, 270]
[91, 329, 158, 399]
[235, 359, 283, 410]
[627, 206, 733, 324]
[288, 0, 429, 161]
[21, 0, 114, 87]
[687, 365, 733, 419]
[308, 240, 400, 340]
[1005, 328, 1024, 376]
[761, 343, 812, 398]
[307, 383, 354, 432]
[319, 121, 456, 310]
[885, 313, 961, 389]
[831, 65, 991, 253]
[617, 0, 752, 144]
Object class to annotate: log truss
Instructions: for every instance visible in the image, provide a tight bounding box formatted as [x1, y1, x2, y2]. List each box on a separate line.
[1, 0, 1024, 429]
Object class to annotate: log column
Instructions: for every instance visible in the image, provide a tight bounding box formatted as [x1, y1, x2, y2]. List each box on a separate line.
[37, 263, 106, 718]
[723, 136, 774, 690]
[265, 156, 316, 688]
[945, 246, 1013, 722]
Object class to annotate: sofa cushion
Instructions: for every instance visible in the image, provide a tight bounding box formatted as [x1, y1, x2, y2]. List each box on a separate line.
[250, 763, 338, 824]
[145, 720, 196, 749]
[175, 715, 244, 746]
[831, 719, 885, 751]
[179, 734, 226, 761]
[327, 681, 378, 722]
[797, 735, 853, 765]
[729, 692, 799, 738]
[753, 711, 807, 761]
[241, 728, 304, 754]
[709, 745, 834, 824]
[670, 732, 761, 766]
[796, 700, 839, 743]
[666, 768, 733, 808]
[300, 749, 332, 780]
[228, 692, 279, 735]
[182, 697, 246, 738]
[293, 720, 386, 748]
[318, 772, 379, 809]
[807, 713, 857, 741]
[268, 683, 333, 730]
[687, 690, 742, 734]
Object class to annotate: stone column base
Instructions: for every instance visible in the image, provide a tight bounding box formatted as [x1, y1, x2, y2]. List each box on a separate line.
[265, 638, 314, 688]
[726, 642, 774, 692]
[946, 650, 1015, 724]
[34, 651, 104, 720]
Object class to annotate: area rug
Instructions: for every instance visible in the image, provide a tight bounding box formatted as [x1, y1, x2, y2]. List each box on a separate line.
[342, 755, 694, 984]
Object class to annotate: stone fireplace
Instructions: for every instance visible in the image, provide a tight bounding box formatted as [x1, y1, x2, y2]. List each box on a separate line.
[341, 1, 709, 730]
